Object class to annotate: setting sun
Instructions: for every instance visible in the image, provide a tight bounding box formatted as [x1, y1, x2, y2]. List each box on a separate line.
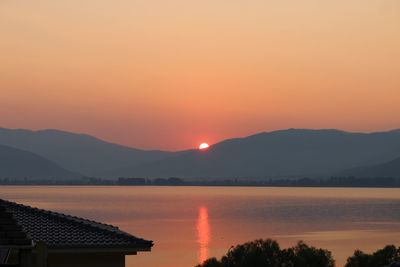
[199, 143, 209, 150]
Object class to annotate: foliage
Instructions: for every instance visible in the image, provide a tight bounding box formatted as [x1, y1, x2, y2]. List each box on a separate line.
[199, 258, 224, 267]
[195, 239, 335, 267]
[196, 239, 400, 267]
[345, 245, 400, 267]
[287, 241, 335, 267]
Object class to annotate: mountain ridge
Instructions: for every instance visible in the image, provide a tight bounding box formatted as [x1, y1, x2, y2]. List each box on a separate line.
[1, 127, 400, 179]
[341, 156, 400, 178]
[0, 144, 79, 179]
[0, 127, 174, 176]
[109, 128, 400, 178]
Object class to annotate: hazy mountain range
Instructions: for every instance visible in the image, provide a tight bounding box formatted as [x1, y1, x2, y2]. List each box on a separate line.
[111, 129, 400, 178]
[0, 128, 173, 177]
[0, 127, 400, 180]
[341, 156, 400, 178]
[0, 144, 77, 179]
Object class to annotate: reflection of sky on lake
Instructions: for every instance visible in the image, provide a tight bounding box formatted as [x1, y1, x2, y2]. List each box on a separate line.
[196, 206, 210, 264]
[1, 186, 400, 267]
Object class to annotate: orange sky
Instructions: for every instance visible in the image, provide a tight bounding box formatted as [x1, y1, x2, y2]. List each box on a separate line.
[1, 0, 399, 150]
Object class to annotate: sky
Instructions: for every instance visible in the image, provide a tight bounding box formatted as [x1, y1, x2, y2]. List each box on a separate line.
[1, 0, 399, 150]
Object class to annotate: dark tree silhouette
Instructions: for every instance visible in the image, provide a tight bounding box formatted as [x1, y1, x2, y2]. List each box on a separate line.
[195, 239, 335, 267]
[345, 245, 400, 267]
[221, 239, 284, 267]
[198, 258, 223, 267]
[287, 241, 335, 267]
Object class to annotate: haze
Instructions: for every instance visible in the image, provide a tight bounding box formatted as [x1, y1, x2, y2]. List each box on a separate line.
[1, 0, 399, 150]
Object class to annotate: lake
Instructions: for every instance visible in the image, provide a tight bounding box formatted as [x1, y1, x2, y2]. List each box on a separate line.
[1, 186, 400, 267]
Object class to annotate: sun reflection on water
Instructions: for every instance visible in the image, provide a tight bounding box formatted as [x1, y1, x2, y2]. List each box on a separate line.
[196, 206, 211, 264]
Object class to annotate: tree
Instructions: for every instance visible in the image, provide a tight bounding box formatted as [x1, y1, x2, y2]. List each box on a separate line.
[286, 241, 335, 267]
[345, 250, 370, 267]
[345, 245, 400, 267]
[195, 239, 335, 267]
[221, 239, 284, 267]
[195, 258, 223, 267]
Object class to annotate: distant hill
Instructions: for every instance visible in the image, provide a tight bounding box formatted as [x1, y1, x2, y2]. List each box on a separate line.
[341, 156, 400, 178]
[0, 144, 78, 180]
[2, 127, 400, 179]
[110, 129, 400, 178]
[0, 128, 173, 176]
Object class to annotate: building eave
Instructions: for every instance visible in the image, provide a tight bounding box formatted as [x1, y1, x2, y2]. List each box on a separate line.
[47, 245, 152, 255]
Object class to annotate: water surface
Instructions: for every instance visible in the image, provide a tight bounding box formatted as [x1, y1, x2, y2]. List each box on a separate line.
[1, 186, 400, 267]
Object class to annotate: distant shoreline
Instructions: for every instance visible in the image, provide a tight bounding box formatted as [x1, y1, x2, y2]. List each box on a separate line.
[1, 176, 400, 188]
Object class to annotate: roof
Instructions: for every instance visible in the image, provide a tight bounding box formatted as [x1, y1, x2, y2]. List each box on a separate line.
[0, 204, 32, 248]
[0, 199, 153, 252]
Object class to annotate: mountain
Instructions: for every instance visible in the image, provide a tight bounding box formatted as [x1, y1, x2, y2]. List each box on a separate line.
[0, 128, 173, 176]
[341, 156, 400, 178]
[0, 144, 78, 179]
[110, 129, 400, 178]
[2, 127, 400, 179]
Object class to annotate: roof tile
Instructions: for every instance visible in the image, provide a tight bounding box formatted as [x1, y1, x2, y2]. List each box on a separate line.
[0, 199, 152, 251]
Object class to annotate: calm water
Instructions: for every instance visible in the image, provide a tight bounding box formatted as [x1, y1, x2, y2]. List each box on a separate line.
[1, 186, 400, 267]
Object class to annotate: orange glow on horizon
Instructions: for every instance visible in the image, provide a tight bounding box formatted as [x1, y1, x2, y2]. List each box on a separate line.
[196, 206, 211, 264]
[1, 1, 399, 150]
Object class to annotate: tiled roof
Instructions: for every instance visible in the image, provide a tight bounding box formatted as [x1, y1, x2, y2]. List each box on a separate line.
[0, 199, 153, 251]
[0, 204, 32, 248]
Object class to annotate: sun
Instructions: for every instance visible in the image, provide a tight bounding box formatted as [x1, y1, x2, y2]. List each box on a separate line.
[199, 143, 209, 150]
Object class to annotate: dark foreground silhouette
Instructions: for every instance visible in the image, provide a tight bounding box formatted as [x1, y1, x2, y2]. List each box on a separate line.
[195, 239, 400, 267]
[346, 245, 400, 267]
